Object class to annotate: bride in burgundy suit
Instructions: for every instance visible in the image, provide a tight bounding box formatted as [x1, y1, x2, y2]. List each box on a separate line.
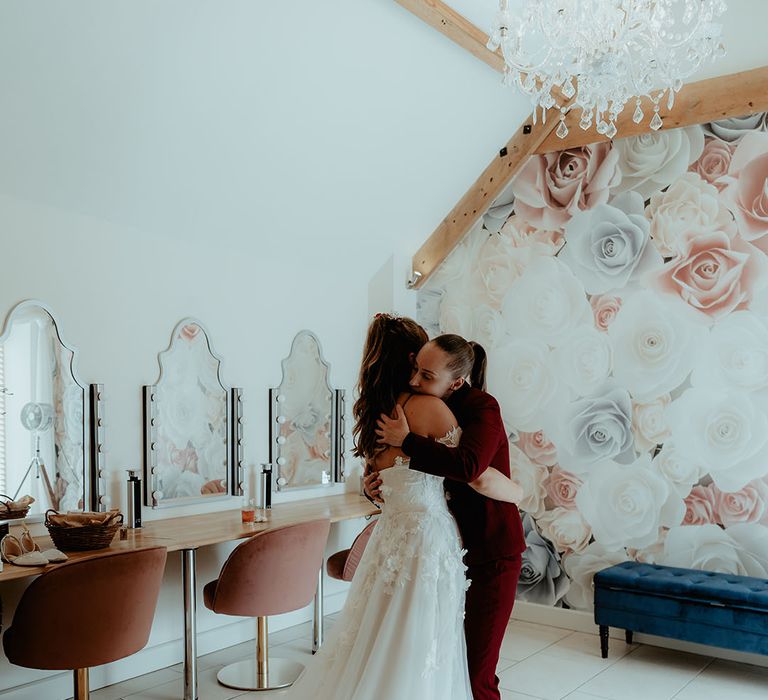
[286, 315, 521, 700]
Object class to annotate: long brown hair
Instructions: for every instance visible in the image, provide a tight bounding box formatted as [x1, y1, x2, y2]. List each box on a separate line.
[352, 314, 428, 460]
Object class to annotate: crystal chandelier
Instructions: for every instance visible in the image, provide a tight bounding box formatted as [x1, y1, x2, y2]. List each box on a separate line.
[487, 0, 727, 139]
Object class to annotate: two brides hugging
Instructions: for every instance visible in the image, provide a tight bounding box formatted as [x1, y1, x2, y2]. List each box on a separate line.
[288, 314, 526, 700]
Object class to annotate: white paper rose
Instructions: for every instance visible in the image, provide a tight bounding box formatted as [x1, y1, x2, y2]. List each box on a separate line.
[666, 387, 768, 492]
[500, 256, 592, 348]
[471, 304, 509, 350]
[469, 233, 529, 308]
[509, 442, 548, 518]
[427, 220, 486, 289]
[537, 507, 592, 555]
[438, 288, 474, 338]
[662, 523, 768, 576]
[487, 340, 559, 432]
[612, 126, 705, 200]
[562, 543, 629, 611]
[704, 112, 768, 143]
[608, 291, 706, 401]
[650, 442, 704, 498]
[632, 395, 671, 453]
[560, 191, 663, 293]
[552, 325, 612, 398]
[646, 172, 736, 257]
[546, 384, 634, 474]
[575, 456, 685, 550]
[630, 533, 668, 565]
[691, 311, 768, 392]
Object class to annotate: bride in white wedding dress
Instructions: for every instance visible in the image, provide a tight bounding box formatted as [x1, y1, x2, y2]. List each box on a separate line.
[286, 315, 521, 700]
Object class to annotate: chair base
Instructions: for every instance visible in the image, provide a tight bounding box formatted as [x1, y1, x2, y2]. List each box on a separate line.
[217, 658, 305, 691]
[74, 668, 89, 700]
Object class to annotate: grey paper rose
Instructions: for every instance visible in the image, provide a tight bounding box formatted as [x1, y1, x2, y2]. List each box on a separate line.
[554, 385, 635, 474]
[560, 191, 663, 294]
[703, 112, 768, 143]
[517, 513, 570, 606]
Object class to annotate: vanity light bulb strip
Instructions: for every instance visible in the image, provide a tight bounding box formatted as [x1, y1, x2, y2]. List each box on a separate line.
[334, 389, 346, 483]
[89, 383, 107, 511]
[230, 387, 244, 496]
[142, 385, 160, 507]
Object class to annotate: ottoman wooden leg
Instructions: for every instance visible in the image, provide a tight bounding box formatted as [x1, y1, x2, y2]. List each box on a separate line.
[625, 630, 633, 645]
[599, 625, 609, 659]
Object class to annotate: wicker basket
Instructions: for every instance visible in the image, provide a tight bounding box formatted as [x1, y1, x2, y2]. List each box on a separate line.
[44, 510, 124, 551]
[0, 494, 31, 521]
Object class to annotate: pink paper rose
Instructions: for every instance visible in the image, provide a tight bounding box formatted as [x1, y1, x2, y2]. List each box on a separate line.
[546, 467, 583, 509]
[683, 485, 718, 525]
[180, 324, 201, 341]
[722, 132, 768, 241]
[501, 215, 565, 254]
[689, 136, 734, 191]
[646, 172, 735, 257]
[590, 294, 622, 332]
[632, 395, 671, 453]
[712, 479, 768, 527]
[652, 229, 768, 321]
[518, 430, 558, 466]
[511, 143, 621, 230]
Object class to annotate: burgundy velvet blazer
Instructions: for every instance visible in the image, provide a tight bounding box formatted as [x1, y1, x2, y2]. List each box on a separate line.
[401, 384, 526, 566]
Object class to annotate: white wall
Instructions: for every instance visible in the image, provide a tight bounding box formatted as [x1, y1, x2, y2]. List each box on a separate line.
[0, 1, 529, 697]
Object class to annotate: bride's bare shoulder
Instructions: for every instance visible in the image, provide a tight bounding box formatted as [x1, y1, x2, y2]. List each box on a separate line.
[399, 393, 456, 438]
[398, 392, 443, 409]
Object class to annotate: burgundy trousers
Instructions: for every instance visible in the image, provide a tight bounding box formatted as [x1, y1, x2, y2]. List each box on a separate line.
[464, 555, 522, 700]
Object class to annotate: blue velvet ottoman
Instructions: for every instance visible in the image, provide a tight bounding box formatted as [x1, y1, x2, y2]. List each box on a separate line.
[593, 562, 768, 659]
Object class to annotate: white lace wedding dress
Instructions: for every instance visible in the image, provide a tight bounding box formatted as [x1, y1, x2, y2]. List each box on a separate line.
[286, 429, 472, 700]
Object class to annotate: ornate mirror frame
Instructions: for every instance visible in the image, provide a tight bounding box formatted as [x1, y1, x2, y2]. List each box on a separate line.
[142, 318, 243, 508]
[0, 300, 106, 520]
[269, 330, 345, 492]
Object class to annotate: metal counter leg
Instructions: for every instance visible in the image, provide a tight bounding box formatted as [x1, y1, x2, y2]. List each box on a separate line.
[312, 567, 324, 654]
[182, 548, 198, 700]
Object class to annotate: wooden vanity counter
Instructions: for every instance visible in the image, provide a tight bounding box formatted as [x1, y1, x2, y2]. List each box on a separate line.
[0, 492, 378, 582]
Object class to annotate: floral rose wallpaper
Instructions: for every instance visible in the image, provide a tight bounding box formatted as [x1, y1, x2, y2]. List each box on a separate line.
[418, 112, 768, 611]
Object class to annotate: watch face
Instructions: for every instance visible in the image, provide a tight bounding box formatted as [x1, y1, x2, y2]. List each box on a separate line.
[20, 402, 54, 432]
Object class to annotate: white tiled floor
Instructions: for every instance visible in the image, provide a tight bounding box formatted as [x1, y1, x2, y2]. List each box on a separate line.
[92, 615, 768, 700]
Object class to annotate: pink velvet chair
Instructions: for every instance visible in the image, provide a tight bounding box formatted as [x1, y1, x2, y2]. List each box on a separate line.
[326, 520, 376, 582]
[204, 519, 331, 691]
[3, 546, 167, 700]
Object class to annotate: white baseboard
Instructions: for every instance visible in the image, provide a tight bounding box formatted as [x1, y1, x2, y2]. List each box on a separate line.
[512, 601, 768, 670]
[0, 590, 349, 699]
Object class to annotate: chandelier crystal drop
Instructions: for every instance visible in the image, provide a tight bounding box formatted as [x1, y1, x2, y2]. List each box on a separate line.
[487, 0, 727, 138]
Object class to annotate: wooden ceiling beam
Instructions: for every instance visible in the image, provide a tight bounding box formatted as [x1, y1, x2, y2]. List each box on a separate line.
[393, 0, 504, 72]
[536, 65, 768, 154]
[410, 110, 561, 289]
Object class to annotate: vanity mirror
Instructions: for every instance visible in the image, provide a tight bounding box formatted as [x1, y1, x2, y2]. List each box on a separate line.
[0, 301, 105, 520]
[143, 319, 243, 507]
[269, 330, 345, 492]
